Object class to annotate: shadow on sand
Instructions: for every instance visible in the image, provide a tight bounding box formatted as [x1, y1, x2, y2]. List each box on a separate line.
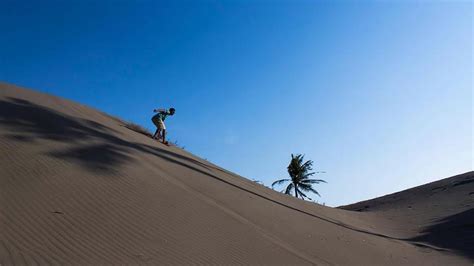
[409, 208, 474, 260]
[1, 97, 472, 260]
[0, 97, 210, 173]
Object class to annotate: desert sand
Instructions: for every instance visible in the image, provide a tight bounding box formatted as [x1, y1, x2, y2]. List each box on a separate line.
[1, 82, 472, 265]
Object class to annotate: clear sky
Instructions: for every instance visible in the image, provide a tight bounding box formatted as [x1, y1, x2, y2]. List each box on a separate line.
[1, 1, 472, 206]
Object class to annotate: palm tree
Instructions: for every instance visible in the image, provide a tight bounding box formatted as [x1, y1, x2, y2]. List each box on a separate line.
[272, 154, 326, 200]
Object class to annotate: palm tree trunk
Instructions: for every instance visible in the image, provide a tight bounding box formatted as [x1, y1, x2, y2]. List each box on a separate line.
[294, 183, 298, 198]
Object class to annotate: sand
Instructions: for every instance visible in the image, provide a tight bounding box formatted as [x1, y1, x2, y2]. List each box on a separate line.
[1, 82, 472, 265]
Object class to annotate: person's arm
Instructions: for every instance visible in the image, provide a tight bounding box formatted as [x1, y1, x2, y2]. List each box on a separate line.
[153, 108, 166, 113]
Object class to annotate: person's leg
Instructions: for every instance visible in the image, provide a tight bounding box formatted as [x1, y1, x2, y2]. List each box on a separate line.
[153, 129, 159, 139]
[162, 129, 166, 143]
[159, 121, 167, 143]
[157, 128, 163, 140]
[152, 115, 161, 139]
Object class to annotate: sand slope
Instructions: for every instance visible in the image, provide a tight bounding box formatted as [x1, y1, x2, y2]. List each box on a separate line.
[340, 171, 474, 261]
[0, 82, 472, 265]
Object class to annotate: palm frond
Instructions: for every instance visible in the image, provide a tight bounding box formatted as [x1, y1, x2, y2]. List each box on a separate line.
[306, 186, 322, 197]
[301, 178, 327, 184]
[271, 178, 290, 188]
[284, 183, 294, 195]
[298, 183, 312, 190]
[301, 159, 313, 170]
[296, 187, 308, 199]
[301, 172, 316, 179]
[298, 183, 322, 197]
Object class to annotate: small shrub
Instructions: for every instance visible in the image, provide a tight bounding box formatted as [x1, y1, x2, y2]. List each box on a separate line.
[124, 121, 152, 137]
[168, 139, 186, 150]
[99, 111, 126, 124]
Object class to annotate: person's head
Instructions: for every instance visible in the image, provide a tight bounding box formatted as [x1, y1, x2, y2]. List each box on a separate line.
[169, 108, 176, 115]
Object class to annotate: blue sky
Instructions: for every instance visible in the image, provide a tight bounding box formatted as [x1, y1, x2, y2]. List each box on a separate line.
[1, 1, 472, 206]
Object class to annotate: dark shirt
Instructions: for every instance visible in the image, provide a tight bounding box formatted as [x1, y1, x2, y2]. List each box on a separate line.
[155, 110, 171, 121]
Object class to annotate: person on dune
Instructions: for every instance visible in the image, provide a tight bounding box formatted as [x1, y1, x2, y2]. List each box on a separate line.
[152, 107, 175, 144]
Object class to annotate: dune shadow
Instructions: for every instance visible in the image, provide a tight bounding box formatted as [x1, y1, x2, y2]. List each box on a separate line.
[409, 208, 474, 260]
[0, 97, 211, 173]
[0, 97, 115, 142]
[49, 144, 131, 173]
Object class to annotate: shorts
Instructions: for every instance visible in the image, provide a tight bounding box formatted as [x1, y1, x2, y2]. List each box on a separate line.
[152, 115, 166, 130]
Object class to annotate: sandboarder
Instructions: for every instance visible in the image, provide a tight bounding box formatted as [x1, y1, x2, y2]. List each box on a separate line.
[152, 107, 175, 144]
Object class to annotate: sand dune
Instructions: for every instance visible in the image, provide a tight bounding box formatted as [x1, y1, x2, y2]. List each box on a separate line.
[340, 171, 474, 260]
[1, 82, 472, 265]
